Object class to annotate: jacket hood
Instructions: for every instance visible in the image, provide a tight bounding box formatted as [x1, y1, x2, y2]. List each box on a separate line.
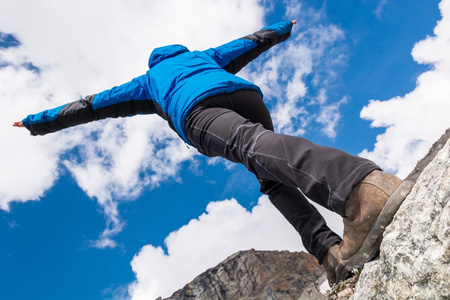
[148, 44, 190, 68]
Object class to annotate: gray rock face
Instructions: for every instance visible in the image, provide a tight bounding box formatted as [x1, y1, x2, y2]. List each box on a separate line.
[162, 249, 326, 300]
[352, 137, 450, 299]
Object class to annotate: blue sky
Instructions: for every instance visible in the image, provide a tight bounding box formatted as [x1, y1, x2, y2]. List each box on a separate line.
[1, 0, 449, 299]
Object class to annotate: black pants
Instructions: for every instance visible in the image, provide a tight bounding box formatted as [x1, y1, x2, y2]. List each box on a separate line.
[185, 90, 380, 263]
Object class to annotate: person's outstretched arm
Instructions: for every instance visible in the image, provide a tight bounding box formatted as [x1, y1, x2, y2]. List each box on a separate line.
[205, 20, 297, 74]
[14, 76, 157, 136]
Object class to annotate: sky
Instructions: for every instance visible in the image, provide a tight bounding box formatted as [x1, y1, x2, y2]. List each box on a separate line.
[0, 0, 449, 299]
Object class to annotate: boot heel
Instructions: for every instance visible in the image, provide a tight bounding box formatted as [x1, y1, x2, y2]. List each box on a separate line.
[340, 181, 414, 270]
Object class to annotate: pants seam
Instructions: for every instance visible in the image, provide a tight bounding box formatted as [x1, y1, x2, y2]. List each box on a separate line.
[228, 124, 259, 148]
[334, 161, 375, 201]
[252, 149, 347, 203]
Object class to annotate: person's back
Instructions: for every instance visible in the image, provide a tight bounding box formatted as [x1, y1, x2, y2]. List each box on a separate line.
[136, 44, 262, 139]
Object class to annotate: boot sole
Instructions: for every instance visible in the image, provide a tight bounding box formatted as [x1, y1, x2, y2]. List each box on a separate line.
[335, 180, 414, 283]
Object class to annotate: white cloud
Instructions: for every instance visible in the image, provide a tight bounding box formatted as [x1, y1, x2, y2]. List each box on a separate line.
[374, 0, 388, 19]
[128, 194, 344, 299]
[206, 156, 237, 171]
[0, 46, 78, 210]
[0, 0, 264, 242]
[61, 117, 197, 247]
[128, 196, 303, 300]
[317, 96, 348, 139]
[241, 6, 347, 137]
[360, 0, 450, 177]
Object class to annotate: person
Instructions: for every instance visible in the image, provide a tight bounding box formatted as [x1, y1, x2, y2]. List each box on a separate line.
[13, 20, 413, 285]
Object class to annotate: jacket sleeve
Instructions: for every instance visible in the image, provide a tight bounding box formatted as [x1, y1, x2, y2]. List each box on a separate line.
[205, 21, 294, 74]
[22, 76, 157, 136]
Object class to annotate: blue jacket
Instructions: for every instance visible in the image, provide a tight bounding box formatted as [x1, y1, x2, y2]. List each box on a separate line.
[23, 21, 294, 144]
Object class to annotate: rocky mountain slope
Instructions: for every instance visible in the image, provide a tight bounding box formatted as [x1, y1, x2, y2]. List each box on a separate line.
[161, 250, 326, 300]
[160, 129, 450, 300]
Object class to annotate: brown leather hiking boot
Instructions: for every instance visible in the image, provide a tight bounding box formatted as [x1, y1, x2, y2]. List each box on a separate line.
[336, 170, 413, 282]
[322, 244, 351, 286]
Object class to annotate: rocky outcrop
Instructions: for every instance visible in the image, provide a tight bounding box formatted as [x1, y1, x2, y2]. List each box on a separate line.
[350, 135, 450, 299]
[162, 249, 326, 300]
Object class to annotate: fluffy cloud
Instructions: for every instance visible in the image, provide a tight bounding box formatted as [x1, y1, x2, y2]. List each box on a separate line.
[62, 117, 197, 246]
[242, 4, 347, 137]
[128, 195, 343, 299]
[0, 45, 78, 210]
[128, 196, 303, 299]
[316, 96, 348, 139]
[360, 0, 450, 177]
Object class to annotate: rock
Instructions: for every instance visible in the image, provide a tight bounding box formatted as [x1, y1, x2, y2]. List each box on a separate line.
[299, 279, 328, 300]
[351, 135, 450, 299]
[405, 127, 450, 184]
[162, 249, 326, 300]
